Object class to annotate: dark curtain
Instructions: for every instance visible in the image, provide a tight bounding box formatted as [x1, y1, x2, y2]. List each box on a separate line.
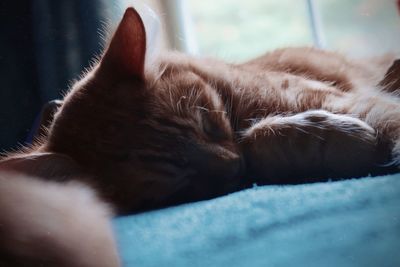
[0, 0, 114, 151]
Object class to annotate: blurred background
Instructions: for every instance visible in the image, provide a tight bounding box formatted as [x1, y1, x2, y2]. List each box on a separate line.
[0, 0, 399, 151]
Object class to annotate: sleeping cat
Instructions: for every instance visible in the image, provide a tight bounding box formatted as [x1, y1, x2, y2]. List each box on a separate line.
[1, 6, 399, 267]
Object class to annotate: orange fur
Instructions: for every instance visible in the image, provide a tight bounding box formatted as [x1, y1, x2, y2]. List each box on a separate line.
[1, 6, 399, 266]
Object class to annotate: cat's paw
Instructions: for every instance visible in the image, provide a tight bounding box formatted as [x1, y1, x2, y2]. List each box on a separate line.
[240, 110, 391, 184]
[244, 110, 376, 142]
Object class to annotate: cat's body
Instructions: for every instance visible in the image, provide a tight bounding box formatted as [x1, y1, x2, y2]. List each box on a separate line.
[0, 7, 399, 267]
[166, 48, 400, 183]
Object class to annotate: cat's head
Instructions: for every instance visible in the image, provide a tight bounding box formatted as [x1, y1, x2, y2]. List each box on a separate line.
[43, 8, 243, 212]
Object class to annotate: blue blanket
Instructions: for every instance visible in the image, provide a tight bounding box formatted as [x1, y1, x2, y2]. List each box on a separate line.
[113, 173, 400, 267]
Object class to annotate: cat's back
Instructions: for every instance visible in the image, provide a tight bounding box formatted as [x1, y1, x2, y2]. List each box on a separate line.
[240, 46, 395, 93]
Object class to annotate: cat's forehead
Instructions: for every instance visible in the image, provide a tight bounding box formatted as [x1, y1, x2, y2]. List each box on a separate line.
[155, 55, 196, 79]
[59, 53, 223, 122]
[155, 59, 220, 94]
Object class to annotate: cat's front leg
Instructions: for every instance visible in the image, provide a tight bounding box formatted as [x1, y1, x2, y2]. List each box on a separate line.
[240, 110, 394, 185]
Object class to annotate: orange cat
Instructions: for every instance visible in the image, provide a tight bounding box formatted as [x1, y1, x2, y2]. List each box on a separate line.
[0, 7, 399, 266]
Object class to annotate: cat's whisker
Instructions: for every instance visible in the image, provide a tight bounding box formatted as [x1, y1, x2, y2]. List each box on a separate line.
[192, 89, 203, 105]
[188, 85, 197, 104]
[209, 110, 227, 114]
[176, 95, 187, 115]
[193, 106, 209, 112]
[168, 87, 176, 113]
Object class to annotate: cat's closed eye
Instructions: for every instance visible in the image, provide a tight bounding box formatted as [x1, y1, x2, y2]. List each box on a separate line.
[199, 109, 230, 142]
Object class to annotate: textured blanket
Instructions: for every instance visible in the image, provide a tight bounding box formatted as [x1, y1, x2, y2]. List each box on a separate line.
[113, 173, 400, 267]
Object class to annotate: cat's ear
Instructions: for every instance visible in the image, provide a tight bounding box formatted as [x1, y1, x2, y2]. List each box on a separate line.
[379, 58, 400, 93]
[100, 7, 147, 79]
[0, 152, 82, 180]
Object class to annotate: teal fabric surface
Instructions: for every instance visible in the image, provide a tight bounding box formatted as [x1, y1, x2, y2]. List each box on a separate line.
[113, 174, 400, 267]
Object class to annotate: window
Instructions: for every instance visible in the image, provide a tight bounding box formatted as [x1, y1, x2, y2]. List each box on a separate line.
[188, 0, 313, 61]
[119, 0, 400, 61]
[314, 0, 400, 57]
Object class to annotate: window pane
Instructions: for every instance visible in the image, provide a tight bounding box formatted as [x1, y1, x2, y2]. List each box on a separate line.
[188, 0, 313, 61]
[316, 0, 400, 56]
